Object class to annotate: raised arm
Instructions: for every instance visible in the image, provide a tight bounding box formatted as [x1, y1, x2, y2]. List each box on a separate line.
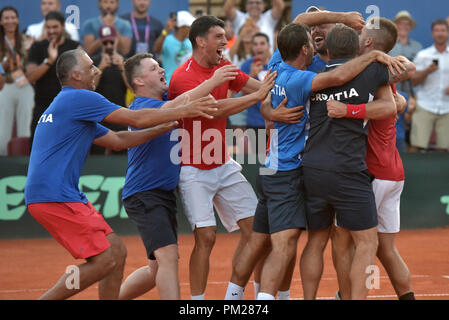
[103, 95, 218, 128]
[311, 50, 406, 92]
[224, 0, 238, 21]
[211, 69, 276, 119]
[293, 11, 365, 30]
[163, 64, 240, 109]
[271, 0, 286, 20]
[93, 121, 178, 151]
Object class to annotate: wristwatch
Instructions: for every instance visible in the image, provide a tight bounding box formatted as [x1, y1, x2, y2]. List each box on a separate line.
[43, 58, 53, 67]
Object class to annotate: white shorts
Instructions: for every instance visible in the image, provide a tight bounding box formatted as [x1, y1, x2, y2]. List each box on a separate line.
[372, 179, 404, 233]
[178, 158, 257, 232]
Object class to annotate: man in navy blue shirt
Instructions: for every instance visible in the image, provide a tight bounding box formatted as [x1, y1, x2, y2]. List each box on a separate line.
[25, 49, 218, 300]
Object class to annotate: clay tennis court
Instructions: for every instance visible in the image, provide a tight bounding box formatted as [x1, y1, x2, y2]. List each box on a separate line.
[0, 227, 448, 300]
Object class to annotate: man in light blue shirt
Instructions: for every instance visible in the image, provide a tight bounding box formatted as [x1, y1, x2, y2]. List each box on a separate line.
[82, 0, 133, 56]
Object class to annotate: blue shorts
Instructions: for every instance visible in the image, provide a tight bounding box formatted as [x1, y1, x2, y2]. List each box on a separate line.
[253, 168, 307, 234]
[303, 167, 378, 231]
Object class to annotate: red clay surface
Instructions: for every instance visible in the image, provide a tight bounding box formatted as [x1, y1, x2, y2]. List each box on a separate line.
[1, 227, 448, 300]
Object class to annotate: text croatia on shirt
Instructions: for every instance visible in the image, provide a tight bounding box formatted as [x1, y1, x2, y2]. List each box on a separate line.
[266, 60, 317, 171]
[302, 59, 390, 173]
[25, 87, 121, 205]
[122, 96, 180, 200]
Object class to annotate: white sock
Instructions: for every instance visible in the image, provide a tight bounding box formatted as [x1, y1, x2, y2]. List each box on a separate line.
[253, 281, 260, 298]
[277, 290, 290, 300]
[257, 292, 275, 300]
[225, 282, 244, 300]
[191, 293, 205, 300]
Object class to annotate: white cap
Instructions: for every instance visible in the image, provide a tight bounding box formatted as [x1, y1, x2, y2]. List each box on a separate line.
[177, 10, 195, 28]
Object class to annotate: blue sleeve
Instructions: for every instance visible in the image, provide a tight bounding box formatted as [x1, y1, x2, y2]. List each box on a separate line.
[72, 90, 121, 121]
[82, 19, 98, 38]
[240, 60, 251, 75]
[95, 124, 110, 139]
[0, 63, 4, 75]
[117, 18, 133, 38]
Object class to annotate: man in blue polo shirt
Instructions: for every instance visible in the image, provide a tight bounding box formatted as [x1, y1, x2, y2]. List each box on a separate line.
[24, 49, 218, 300]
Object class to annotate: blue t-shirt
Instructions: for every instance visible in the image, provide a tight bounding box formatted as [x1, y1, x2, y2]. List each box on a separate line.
[25, 87, 121, 205]
[82, 16, 132, 54]
[240, 57, 269, 128]
[0, 63, 5, 75]
[266, 62, 316, 171]
[161, 34, 193, 84]
[396, 90, 409, 141]
[122, 96, 180, 199]
[307, 55, 327, 73]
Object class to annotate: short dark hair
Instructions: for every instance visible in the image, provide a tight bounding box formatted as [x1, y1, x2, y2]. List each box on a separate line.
[189, 15, 225, 49]
[56, 49, 83, 84]
[326, 24, 359, 59]
[252, 32, 269, 43]
[277, 23, 310, 61]
[124, 53, 154, 91]
[431, 19, 449, 31]
[45, 10, 65, 25]
[366, 17, 398, 53]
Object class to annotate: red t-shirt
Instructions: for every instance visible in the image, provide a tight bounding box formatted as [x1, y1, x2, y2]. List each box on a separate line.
[168, 57, 250, 170]
[365, 84, 405, 181]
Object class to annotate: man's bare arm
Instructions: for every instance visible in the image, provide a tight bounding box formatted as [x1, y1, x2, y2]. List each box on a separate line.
[292, 11, 365, 30]
[93, 122, 178, 151]
[271, 0, 286, 20]
[224, 0, 237, 21]
[311, 50, 405, 92]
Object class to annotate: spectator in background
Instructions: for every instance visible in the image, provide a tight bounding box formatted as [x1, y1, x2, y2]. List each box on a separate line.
[389, 10, 422, 98]
[226, 18, 259, 68]
[241, 32, 271, 132]
[224, 0, 285, 52]
[0, 6, 34, 156]
[121, 0, 163, 57]
[91, 25, 128, 154]
[410, 19, 449, 152]
[224, 19, 236, 50]
[26, 11, 81, 145]
[156, 10, 194, 85]
[26, 0, 79, 44]
[0, 62, 4, 89]
[82, 0, 133, 56]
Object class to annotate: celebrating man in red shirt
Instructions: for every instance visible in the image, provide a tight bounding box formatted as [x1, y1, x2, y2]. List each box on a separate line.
[169, 15, 269, 300]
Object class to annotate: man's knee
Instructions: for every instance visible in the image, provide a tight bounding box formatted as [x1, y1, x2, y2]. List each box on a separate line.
[194, 227, 217, 250]
[154, 245, 179, 266]
[88, 248, 117, 276]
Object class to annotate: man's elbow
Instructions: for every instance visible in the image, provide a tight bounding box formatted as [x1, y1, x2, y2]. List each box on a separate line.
[385, 102, 397, 117]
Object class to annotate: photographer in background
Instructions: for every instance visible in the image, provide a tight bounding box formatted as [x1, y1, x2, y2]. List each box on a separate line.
[91, 25, 128, 155]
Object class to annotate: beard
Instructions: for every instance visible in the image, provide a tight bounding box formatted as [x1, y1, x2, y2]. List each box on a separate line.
[101, 8, 118, 16]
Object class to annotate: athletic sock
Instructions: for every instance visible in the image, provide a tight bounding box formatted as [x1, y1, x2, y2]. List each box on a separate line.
[191, 293, 205, 300]
[225, 282, 244, 300]
[277, 290, 290, 300]
[399, 292, 415, 300]
[257, 292, 275, 300]
[253, 281, 260, 298]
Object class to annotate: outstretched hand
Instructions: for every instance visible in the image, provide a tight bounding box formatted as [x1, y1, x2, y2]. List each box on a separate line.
[343, 12, 365, 30]
[256, 68, 277, 101]
[180, 94, 218, 119]
[210, 64, 239, 87]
